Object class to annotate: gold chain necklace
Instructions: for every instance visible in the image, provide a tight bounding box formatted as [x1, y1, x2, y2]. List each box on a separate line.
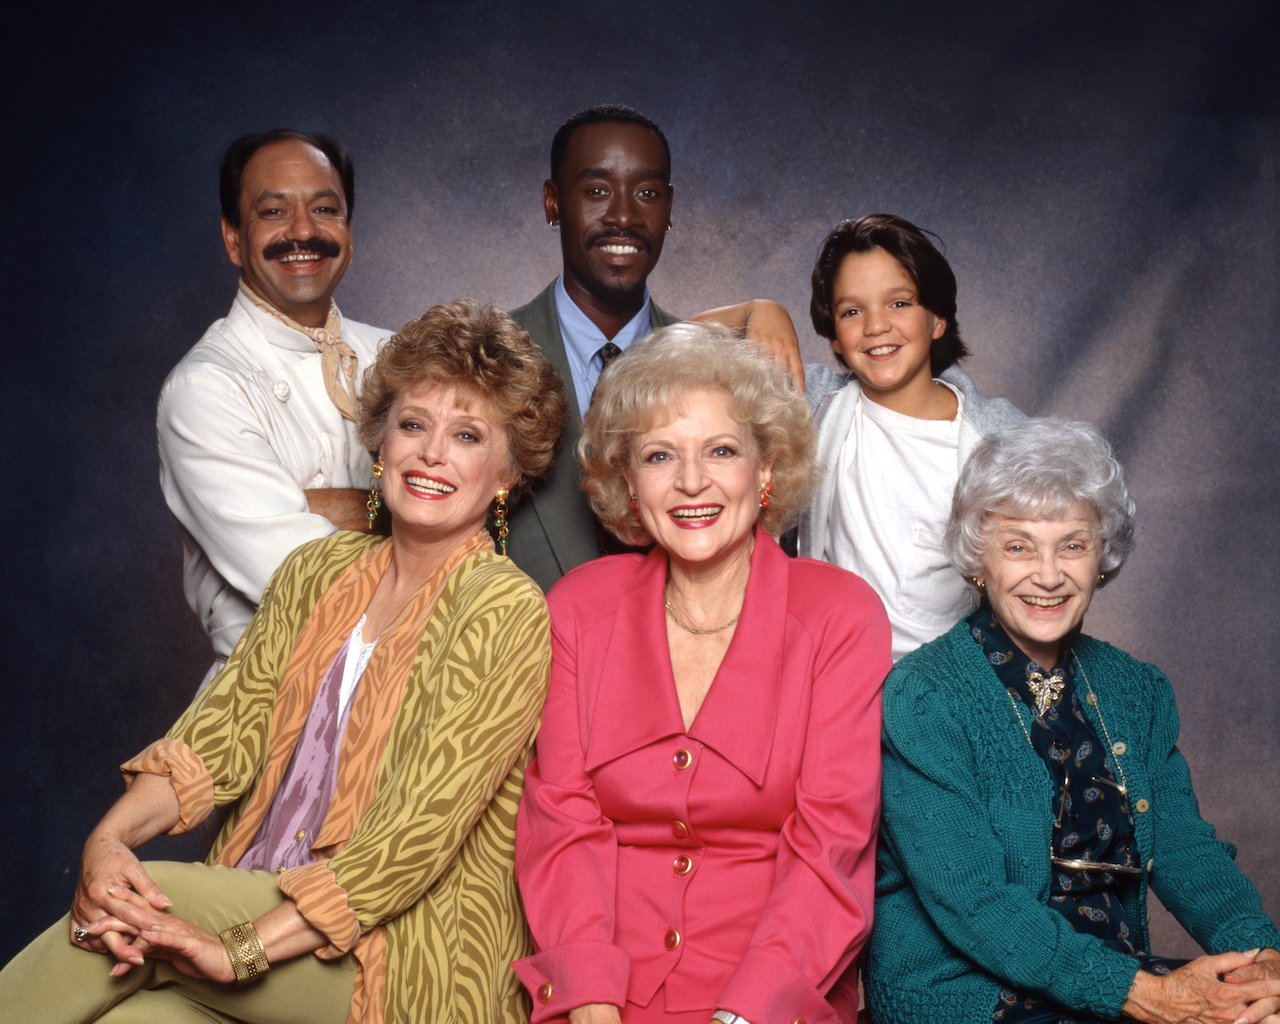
[664, 596, 739, 636]
[1072, 651, 1129, 796]
[1004, 651, 1128, 794]
[1005, 648, 1139, 875]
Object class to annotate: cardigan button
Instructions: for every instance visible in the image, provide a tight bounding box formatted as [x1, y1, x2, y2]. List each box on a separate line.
[1134, 798, 1150, 813]
[537, 982, 553, 1004]
[1111, 741, 1127, 756]
[664, 927, 682, 950]
[673, 854, 692, 876]
[1146, 858, 1155, 873]
[673, 748, 693, 771]
[672, 819, 689, 839]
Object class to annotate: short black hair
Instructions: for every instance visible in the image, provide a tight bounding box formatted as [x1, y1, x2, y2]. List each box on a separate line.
[810, 213, 969, 375]
[549, 104, 671, 184]
[219, 129, 355, 227]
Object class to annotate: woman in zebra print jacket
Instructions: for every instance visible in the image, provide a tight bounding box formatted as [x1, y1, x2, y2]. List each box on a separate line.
[0, 301, 567, 1023]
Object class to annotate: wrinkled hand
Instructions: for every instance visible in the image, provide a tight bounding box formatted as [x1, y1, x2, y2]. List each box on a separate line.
[741, 300, 805, 388]
[71, 830, 170, 971]
[89, 891, 236, 985]
[1226, 949, 1280, 984]
[568, 1003, 622, 1024]
[1224, 949, 1280, 1024]
[1123, 950, 1280, 1024]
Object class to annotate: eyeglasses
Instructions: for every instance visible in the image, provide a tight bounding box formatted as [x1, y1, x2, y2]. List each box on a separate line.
[1050, 767, 1141, 876]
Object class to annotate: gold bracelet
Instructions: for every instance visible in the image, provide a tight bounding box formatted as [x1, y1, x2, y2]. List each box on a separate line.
[218, 921, 270, 985]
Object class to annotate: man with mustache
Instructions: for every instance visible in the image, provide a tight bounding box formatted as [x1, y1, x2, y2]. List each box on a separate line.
[509, 105, 803, 590]
[157, 129, 388, 684]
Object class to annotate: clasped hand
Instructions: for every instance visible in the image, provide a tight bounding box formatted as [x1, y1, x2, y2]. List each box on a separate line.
[72, 832, 234, 983]
[1222, 948, 1280, 1024]
[1125, 949, 1280, 1024]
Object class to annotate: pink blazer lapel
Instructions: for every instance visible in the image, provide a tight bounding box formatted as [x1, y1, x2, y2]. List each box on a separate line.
[584, 547, 685, 772]
[583, 530, 788, 787]
[687, 528, 786, 786]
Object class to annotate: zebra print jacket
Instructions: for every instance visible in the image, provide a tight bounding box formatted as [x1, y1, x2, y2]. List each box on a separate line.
[124, 530, 551, 1023]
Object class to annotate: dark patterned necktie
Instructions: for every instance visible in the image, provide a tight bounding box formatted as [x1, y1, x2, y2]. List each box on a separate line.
[597, 341, 622, 373]
[591, 342, 623, 406]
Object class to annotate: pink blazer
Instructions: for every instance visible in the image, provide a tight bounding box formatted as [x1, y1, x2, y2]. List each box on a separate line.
[514, 530, 891, 1023]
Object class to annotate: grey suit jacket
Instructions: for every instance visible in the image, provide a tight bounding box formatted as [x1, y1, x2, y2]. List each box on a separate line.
[509, 281, 680, 591]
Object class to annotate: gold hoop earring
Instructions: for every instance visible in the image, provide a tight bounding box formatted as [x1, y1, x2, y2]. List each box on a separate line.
[493, 486, 510, 555]
[366, 459, 384, 531]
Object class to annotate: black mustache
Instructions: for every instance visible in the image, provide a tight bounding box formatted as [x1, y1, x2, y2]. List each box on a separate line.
[262, 237, 342, 260]
[588, 229, 650, 252]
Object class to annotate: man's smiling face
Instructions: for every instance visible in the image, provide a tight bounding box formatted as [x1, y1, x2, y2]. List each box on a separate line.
[221, 139, 353, 327]
[543, 120, 672, 316]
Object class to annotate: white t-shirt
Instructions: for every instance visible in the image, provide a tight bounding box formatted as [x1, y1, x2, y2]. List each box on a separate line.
[827, 381, 975, 660]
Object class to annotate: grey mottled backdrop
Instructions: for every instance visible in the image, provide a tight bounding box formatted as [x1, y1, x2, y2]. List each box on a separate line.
[5, 0, 1276, 966]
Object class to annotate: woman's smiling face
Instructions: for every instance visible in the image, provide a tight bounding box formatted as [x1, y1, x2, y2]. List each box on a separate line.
[622, 387, 770, 572]
[379, 381, 512, 546]
[979, 502, 1103, 667]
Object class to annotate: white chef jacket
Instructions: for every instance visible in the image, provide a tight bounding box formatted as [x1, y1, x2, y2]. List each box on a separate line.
[157, 289, 388, 678]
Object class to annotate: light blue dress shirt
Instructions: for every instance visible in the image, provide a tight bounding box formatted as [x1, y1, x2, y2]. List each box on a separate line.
[554, 276, 654, 417]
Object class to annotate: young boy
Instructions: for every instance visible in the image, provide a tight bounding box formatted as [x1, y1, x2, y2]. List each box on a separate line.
[798, 214, 1024, 660]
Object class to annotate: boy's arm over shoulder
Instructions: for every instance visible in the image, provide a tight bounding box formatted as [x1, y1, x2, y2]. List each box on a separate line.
[802, 361, 853, 410]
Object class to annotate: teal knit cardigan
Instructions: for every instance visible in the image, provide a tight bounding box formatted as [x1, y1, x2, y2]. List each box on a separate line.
[867, 620, 1280, 1024]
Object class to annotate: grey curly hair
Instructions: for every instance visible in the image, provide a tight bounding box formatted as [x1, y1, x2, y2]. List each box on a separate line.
[944, 418, 1136, 583]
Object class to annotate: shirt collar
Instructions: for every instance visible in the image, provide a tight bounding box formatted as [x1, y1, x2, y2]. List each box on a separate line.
[965, 598, 1077, 712]
[553, 275, 653, 416]
[234, 282, 343, 355]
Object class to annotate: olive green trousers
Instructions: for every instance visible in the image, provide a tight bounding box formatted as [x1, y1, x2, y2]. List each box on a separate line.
[0, 861, 356, 1023]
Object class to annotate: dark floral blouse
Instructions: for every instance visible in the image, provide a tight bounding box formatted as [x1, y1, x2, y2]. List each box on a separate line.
[966, 603, 1179, 1024]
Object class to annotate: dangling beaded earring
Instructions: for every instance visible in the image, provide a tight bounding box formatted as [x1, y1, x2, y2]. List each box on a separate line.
[366, 459, 384, 531]
[493, 486, 510, 555]
[972, 576, 986, 589]
[758, 479, 774, 511]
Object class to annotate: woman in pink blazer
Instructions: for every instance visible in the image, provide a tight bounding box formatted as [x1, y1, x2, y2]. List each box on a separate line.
[514, 324, 892, 1024]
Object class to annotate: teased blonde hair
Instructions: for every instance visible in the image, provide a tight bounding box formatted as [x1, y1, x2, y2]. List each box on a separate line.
[579, 322, 818, 546]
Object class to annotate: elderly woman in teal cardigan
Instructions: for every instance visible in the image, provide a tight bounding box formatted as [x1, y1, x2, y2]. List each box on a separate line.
[868, 419, 1280, 1024]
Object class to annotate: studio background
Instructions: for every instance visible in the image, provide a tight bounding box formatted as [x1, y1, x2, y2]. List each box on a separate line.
[5, 0, 1276, 966]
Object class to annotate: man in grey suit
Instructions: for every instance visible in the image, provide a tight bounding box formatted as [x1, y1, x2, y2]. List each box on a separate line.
[510, 105, 800, 590]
